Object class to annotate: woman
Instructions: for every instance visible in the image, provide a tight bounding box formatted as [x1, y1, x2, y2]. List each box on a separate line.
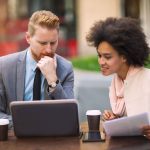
[86, 17, 150, 139]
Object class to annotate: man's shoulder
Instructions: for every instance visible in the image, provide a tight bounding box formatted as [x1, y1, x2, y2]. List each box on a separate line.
[56, 55, 73, 74]
[56, 54, 72, 67]
[0, 50, 27, 63]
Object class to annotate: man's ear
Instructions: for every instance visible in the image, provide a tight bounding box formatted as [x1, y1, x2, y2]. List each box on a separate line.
[25, 32, 31, 44]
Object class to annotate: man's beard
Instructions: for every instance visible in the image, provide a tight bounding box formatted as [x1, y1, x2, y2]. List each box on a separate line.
[32, 52, 55, 62]
[43, 53, 54, 58]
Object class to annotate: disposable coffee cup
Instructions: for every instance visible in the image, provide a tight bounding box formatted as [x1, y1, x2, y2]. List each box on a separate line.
[0, 119, 9, 141]
[86, 110, 101, 132]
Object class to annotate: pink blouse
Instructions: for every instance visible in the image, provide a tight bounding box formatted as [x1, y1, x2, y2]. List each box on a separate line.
[109, 66, 142, 117]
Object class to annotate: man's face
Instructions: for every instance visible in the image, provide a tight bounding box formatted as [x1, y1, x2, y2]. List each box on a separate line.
[26, 25, 59, 61]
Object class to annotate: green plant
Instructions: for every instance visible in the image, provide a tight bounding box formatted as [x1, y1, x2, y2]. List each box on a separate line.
[71, 56, 100, 72]
[71, 55, 150, 72]
[144, 57, 150, 68]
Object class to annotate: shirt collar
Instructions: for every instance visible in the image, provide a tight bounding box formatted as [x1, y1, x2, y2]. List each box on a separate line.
[26, 49, 37, 72]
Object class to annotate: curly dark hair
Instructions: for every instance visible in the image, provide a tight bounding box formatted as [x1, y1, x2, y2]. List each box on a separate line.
[86, 17, 150, 66]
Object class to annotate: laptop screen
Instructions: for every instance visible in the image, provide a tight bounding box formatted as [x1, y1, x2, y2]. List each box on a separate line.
[10, 99, 79, 137]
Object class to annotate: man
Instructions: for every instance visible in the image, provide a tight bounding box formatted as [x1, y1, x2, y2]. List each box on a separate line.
[0, 10, 74, 125]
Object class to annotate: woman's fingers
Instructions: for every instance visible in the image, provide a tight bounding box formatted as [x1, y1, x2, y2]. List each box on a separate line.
[142, 125, 150, 140]
[102, 110, 116, 120]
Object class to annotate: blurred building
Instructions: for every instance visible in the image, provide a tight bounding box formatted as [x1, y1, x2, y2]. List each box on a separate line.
[0, 0, 150, 57]
[77, 0, 150, 56]
[0, 0, 77, 57]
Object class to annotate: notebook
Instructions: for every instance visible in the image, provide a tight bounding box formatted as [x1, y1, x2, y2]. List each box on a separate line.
[10, 99, 79, 137]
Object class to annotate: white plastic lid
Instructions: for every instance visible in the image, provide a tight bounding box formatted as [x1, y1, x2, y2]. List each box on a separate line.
[0, 119, 9, 125]
[86, 110, 101, 116]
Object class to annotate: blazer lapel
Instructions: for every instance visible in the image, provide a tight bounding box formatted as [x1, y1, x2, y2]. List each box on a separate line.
[55, 55, 62, 83]
[16, 50, 27, 100]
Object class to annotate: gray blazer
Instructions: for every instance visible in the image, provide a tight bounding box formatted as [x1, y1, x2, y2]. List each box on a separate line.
[0, 50, 74, 121]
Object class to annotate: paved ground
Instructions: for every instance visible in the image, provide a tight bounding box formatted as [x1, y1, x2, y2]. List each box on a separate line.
[74, 69, 112, 122]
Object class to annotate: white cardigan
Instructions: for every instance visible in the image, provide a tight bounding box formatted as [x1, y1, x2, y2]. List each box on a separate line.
[124, 67, 150, 116]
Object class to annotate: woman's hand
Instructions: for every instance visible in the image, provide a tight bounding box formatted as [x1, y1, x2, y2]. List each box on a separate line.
[102, 110, 118, 121]
[142, 125, 150, 139]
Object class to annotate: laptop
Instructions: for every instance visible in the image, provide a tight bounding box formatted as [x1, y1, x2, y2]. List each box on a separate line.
[10, 99, 79, 137]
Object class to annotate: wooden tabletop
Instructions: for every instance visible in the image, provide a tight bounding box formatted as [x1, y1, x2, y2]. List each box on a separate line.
[0, 122, 150, 150]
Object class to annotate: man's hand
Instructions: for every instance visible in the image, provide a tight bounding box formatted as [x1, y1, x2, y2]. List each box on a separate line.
[142, 125, 150, 140]
[102, 110, 118, 121]
[37, 56, 57, 84]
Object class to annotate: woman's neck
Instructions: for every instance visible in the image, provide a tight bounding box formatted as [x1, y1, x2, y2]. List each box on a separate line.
[117, 64, 130, 81]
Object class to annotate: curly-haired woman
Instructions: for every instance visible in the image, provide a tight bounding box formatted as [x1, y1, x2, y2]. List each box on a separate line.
[86, 17, 150, 139]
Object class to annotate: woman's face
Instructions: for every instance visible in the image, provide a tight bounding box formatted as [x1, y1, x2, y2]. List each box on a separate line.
[97, 41, 127, 76]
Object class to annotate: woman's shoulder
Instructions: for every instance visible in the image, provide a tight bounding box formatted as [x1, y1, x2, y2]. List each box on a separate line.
[130, 67, 150, 82]
[140, 67, 150, 76]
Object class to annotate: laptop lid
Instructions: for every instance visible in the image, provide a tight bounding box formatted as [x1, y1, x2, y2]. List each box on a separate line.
[10, 99, 79, 137]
